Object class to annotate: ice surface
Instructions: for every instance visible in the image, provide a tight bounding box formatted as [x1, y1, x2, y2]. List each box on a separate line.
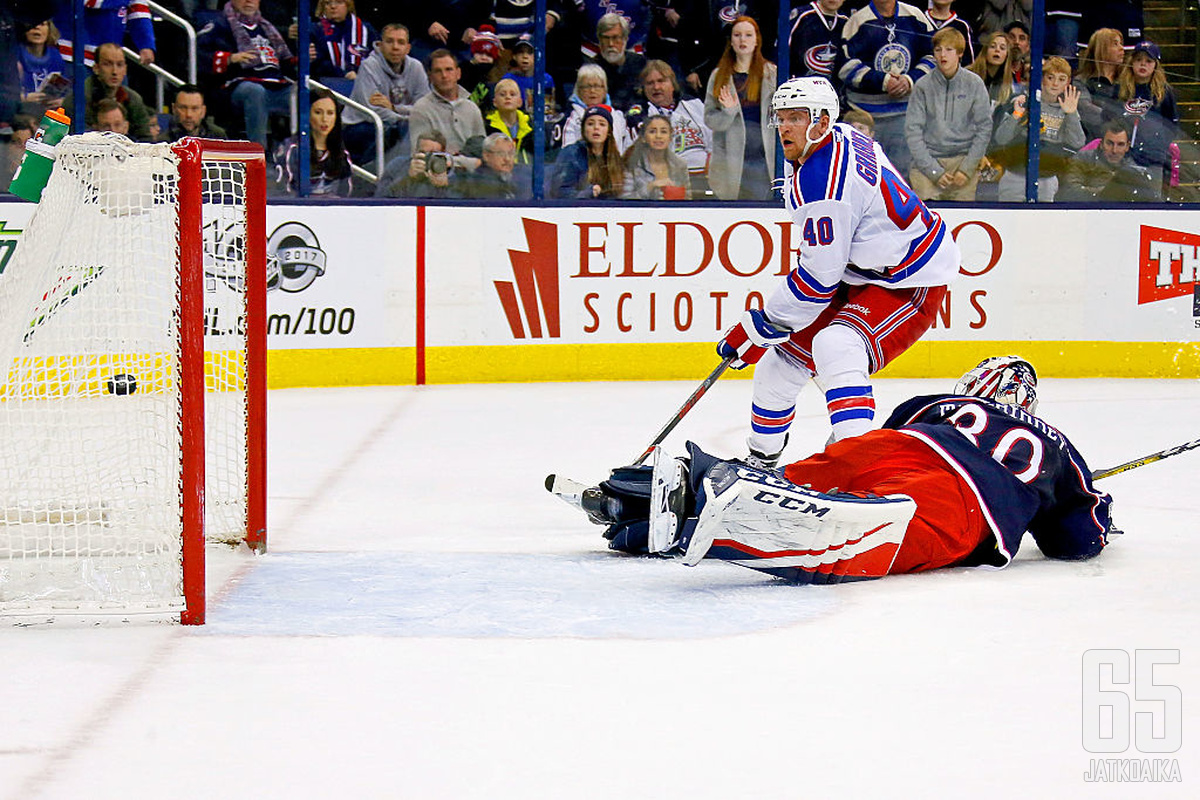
[2, 377, 1197, 799]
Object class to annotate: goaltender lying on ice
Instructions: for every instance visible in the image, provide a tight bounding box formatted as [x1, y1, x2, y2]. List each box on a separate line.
[549, 357, 1117, 584]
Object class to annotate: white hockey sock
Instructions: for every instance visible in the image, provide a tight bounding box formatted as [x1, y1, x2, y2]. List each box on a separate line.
[812, 325, 873, 442]
[747, 350, 811, 457]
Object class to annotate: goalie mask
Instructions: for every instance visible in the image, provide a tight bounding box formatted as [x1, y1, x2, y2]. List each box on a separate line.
[955, 356, 1039, 414]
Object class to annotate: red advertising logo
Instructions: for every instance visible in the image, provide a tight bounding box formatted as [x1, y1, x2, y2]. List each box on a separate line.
[495, 218, 561, 339]
[1139, 225, 1200, 305]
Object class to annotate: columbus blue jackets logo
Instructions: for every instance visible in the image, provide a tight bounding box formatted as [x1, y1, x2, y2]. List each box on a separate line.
[875, 42, 911, 76]
[805, 43, 837, 76]
[1124, 97, 1152, 118]
[266, 222, 328, 293]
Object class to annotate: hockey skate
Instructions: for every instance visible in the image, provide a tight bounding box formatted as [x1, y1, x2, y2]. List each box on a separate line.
[742, 434, 787, 471]
[647, 446, 690, 554]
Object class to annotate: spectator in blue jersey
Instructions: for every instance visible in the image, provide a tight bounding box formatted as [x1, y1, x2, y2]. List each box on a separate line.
[1116, 41, 1179, 190]
[273, 89, 353, 197]
[53, 0, 156, 68]
[704, 16, 778, 200]
[577, 357, 1114, 585]
[588, 13, 649, 111]
[626, 59, 711, 196]
[927, 0, 976, 64]
[837, 0, 935, 177]
[904, 27, 992, 201]
[787, 0, 847, 81]
[16, 17, 68, 113]
[198, 0, 296, 149]
[342, 24, 428, 166]
[305, 0, 377, 82]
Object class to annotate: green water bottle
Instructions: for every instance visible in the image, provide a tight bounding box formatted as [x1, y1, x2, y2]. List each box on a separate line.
[8, 108, 72, 203]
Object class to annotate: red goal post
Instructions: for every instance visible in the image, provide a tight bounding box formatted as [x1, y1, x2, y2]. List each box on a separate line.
[0, 134, 267, 625]
[176, 137, 268, 624]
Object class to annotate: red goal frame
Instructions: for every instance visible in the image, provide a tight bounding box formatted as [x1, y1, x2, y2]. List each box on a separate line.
[173, 138, 267, 625]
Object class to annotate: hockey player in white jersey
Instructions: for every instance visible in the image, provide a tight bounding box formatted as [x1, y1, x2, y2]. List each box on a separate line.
[717, 76, 958, 467]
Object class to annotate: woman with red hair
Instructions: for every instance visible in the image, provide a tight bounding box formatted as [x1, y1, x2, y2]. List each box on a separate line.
[703, 16, 778, 200]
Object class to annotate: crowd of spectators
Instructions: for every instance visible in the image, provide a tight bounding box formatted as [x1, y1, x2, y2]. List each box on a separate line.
[0, 1, 1183, 202]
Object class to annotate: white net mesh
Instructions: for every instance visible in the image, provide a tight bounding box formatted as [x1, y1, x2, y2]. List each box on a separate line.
[0, 133, 253, 617]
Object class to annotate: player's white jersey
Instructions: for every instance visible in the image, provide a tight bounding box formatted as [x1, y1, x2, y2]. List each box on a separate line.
[765, 122, 958, 331]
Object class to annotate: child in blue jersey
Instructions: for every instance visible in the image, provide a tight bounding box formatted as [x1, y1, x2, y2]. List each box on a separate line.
[716, 76, 957, 466]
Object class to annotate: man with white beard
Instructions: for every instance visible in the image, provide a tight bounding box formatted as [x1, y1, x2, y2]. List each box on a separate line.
[587, 13, 647, 111]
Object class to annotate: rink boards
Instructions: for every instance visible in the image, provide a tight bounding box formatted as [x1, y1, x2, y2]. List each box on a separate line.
[1, 202, 1198, 385]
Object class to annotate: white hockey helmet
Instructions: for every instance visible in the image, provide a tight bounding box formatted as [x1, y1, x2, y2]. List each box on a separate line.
[955, 356, 1039, 414]
[770, 76, 841, 128]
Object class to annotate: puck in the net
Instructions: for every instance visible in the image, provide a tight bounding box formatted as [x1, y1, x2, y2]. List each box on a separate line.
[106, 373, 138, 395]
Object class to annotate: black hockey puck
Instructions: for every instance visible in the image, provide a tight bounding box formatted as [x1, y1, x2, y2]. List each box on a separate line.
[106, 374, 138, 395]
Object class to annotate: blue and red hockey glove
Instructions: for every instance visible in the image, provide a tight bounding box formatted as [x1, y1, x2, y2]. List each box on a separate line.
[717, 308, 791, 369]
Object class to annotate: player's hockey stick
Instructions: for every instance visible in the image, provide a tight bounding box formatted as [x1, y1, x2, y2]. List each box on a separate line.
[1092, 436, 1200, 481]
[630, 354, 734, 466]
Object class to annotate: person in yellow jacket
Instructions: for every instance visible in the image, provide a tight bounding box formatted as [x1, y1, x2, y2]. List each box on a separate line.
[484, 78, 533, 163]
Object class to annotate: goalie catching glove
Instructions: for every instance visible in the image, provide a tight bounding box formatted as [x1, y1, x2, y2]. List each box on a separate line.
[717, 308, 791, 369]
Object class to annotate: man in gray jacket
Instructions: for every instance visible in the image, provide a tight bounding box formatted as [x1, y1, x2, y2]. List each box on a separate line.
[408, 49, 485, 170]
[903, 27, 993, 201]
[343, 23, 429, 165]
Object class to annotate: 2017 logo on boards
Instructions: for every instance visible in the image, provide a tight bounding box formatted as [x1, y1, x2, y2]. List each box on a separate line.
[1139, 225, 1200, 306]
[495, 218, 560, 338]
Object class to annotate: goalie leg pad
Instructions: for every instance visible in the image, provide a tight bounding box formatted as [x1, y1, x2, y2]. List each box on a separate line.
[681, 461, 915, 583]
[648, 446, 690, 554]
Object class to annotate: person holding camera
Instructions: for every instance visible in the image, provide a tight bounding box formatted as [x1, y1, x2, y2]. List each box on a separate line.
[375, 129, 456, 198]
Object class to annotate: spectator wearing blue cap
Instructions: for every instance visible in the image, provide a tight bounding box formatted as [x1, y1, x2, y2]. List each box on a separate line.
[1116, 40, 1178, 188]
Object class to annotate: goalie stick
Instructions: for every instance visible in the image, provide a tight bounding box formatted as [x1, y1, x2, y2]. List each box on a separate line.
[1092, 436, 1200, 481]
[631, 355, 734, 466]
[543, 356, 732, 500]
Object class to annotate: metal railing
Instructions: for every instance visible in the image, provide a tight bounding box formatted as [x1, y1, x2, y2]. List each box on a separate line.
[305, 77, 386, 184]
[123, 2, 198, 111]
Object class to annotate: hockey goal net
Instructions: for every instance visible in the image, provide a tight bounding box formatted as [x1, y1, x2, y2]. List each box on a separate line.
[0, 133, 266, 625]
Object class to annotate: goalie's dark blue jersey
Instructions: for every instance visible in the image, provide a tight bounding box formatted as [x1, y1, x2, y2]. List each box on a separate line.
[883, 394, 1112, 565]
